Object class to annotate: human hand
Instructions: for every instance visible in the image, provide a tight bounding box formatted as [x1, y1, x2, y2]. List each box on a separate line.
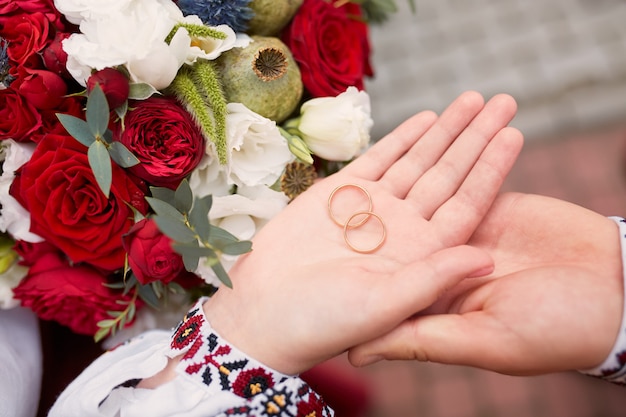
[204, 92, 523, 375]
[349, 193, 624, 375]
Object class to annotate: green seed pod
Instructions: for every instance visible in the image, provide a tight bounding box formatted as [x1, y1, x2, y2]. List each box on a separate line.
[247, 0, 304, 36]
[215, 36, 303, 123]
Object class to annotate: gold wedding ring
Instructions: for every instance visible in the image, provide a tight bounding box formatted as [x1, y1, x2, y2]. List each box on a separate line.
[327, 183, 373, 227]
[327, 183, 387, 253]
[343, 211, 387, 253]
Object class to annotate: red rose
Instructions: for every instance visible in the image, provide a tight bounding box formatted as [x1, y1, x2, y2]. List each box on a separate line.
[12, 251, 136, 335]
[115, 97, 205, 189]
[42, 32, 72, 79]
[122, 218, 186, 285]
[1, 12, 51, 70]
[283, 0, 374, 97]
[0, 0, 66, 30]
[14, 67, 67, 109]
[87, 68, 130, 110]
[14, 240, 60, 266]
[9, 133, 149, 271]
[30, 95, 85, 143]
[0, 87, 43, 141]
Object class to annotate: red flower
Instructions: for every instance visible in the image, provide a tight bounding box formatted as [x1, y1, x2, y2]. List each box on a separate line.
[87, 68, 130, 110]
[14, 67, 67, 109]
[30, 95, 85, 143]
[115, 97, 205, 189]
[42, 32, 72, 79]
[1, 12, 51, 71]
[0, 87, 43, 142]
[12, 250, 135, 335]
[0, 0, 67, 31]
[283, 0, 373, 97]
[9, 133, 148, 271]
[122, 218, 186, 285]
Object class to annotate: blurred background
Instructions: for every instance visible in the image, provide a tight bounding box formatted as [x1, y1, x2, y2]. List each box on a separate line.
[350, 0, 626, 415]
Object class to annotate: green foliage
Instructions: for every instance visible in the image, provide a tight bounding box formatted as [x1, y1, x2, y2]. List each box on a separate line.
[148, 180, 252, 288]
[165, 22, 228, 45]
[56, 84, 140, 198]
[354, 0, 415, 23]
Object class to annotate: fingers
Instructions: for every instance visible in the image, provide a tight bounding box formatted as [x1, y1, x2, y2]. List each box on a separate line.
[406, 94, 519, 216]
[366, 245, 494, 330]
[342, 110, 438, 180]
[431, 126, 524, 245]
[348, 312, 512, 372]
[377, 91, 486, 198]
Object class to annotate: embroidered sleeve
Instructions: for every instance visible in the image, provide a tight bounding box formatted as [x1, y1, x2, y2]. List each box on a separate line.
[579, 216, 626, 385]
[169, 299, 334, 416]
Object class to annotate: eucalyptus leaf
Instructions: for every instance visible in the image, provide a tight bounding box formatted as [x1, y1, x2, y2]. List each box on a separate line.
[88, 140, 112, 198]
[172, 242, 216, 259]
[189, 195, 212, 242]
[182, 253, 199, 272]
[137, 283, 160, 309]
[97, 319, 116, 328]
[208, 225, 240, 246]
[221, 240, 253, 256]
[102, 129, 114, 144]
[153, 215, 197, 242]
[150, 186, 176, 204]
[86, 84, 110, 138]
[115, 99, 129, 120]
[56, 114, 96, 147]
[123, 274, 138, 295]
[94, 327, 111, 342]
[146, 197, 186, 222]
[129, 82, 158, 100]
[174, 179, 193, 214]
[210, 260, 232, 288]
[109, 142, 140, 167]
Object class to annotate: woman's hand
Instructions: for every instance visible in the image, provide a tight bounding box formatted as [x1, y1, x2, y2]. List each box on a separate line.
[205, 91, 523, 375]
[349, 193, 624, 375]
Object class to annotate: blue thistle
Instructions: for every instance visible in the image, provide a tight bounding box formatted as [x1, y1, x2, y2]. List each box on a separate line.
[0, 38, 14, 88]
[176, 0, 255, 33]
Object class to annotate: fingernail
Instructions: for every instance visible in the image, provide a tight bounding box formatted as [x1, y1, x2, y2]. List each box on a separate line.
[358, 354, 383, 367]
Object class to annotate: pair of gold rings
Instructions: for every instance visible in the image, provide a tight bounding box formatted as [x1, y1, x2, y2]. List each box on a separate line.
[327, 184, 387, 253]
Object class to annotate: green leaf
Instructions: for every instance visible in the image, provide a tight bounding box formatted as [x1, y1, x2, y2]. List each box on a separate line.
[182, 253, 199, 271]
[94, 326, 111, 342]
[97, 319, 117, 328]
[174, 179, 193, 214]
[189, 195, 212, 242]
[221, 240, 252, 256]
[145, 197, 186, 222]
[86, 83, 110, 138]
[137, 284, 160, 309]
[88, 140, 112, 198]
[172, 242, 216, 258]
[150, 186, 176, 204]
[109, 142, 140, 167]
[129, 82, 158, 100]
[56, 114, 96, 147]
[153, 215, 197, 242]
[208, 225, 240, 246]
[210, 260, 232, 288]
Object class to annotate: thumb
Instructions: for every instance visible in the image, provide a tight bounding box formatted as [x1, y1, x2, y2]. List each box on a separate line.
[348, 312, 512, 372]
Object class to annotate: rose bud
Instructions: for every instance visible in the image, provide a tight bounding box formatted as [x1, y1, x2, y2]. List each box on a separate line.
[16, 68, 67, 110]
[87, 67, 130, 109]
[122, 218, 187, 285]
[42, 32, 71, 79]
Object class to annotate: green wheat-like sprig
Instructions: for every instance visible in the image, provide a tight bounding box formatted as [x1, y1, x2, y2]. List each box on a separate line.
[192, 61, 227, 163]
[165, 23, 228, 44]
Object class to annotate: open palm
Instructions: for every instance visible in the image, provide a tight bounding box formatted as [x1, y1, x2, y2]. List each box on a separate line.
[204, 92, 524, 375]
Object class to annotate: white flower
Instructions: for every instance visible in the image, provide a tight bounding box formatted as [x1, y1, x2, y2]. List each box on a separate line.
[188, 154, 232, 198]
[0, 141, 43, 243]
[185, 25, 251, 64]
[62, 0, 190, 90]
[194, 185, 288, 287]
[298, 86, 373, 161]
[54, 0, 133, 25]
[0, 262, 28, 310]
[225, 103, 294, 187]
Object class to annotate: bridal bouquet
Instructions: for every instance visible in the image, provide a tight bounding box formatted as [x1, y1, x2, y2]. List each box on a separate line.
[0, 0, 405, 342]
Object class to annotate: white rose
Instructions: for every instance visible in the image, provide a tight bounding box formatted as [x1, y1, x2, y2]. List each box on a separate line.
[194, 185, 288, 287]
[62, 0, 190, 89]
[225, 103, 294, 187]
[188, 153, 232, 198]
[54, 0, 132, 25]
[0, 141, 43, 243]
[298, 86, 373, 161]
